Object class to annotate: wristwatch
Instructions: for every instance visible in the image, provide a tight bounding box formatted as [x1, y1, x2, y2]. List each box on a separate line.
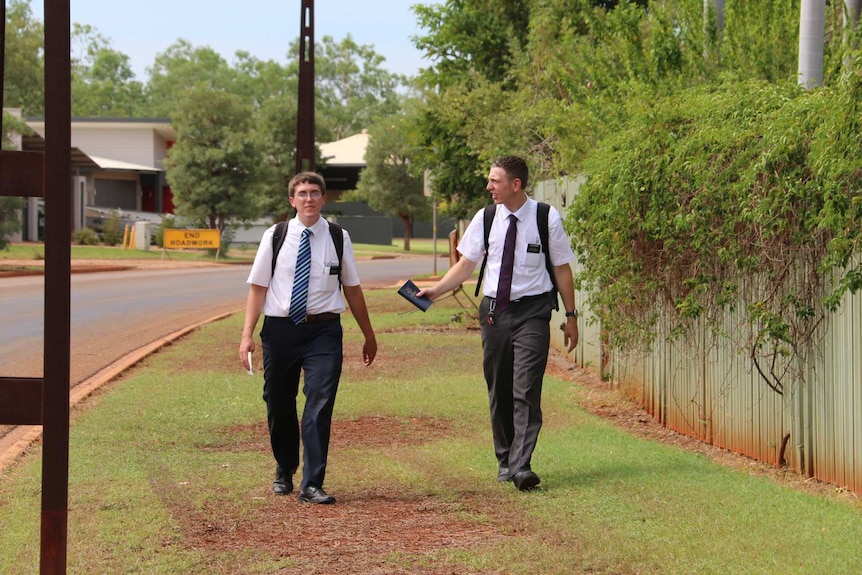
[565, 309, 578, 318]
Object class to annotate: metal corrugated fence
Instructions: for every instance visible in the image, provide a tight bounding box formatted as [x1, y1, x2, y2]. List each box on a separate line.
[535, 177, 862, 494]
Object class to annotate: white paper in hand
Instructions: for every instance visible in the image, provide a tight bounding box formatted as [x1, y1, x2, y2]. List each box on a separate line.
[247, 351, 254, 376]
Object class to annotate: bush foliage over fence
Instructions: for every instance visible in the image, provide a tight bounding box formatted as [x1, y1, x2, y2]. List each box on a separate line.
[568, 71, 862, 374]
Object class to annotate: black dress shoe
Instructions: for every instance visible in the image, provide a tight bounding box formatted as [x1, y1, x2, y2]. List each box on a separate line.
[273, 466, 293, 495]
[512, 470, 541, 491]
[497, 467, 513, 482]
[298, 485, 336, 504]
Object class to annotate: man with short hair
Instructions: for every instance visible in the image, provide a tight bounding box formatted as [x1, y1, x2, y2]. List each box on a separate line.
[239, 171, 377, 504]
[418, 156, 578, 491]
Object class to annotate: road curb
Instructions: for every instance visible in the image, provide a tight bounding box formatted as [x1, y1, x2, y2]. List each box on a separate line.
[0, 266, 134, 278]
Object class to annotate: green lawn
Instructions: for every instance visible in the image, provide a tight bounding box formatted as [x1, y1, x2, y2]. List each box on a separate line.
[1, 290, 860, 574]
[2, 237, 450, 262]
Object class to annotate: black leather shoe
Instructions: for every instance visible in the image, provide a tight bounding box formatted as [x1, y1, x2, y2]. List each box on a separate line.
[298, 485, 335, 504]
[497, 467, 512, 482]
[512, 470, 540, 491]
[273, 466, 293, 495]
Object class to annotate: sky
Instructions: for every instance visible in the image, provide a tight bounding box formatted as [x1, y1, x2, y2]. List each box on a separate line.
[31, 0, 434, 80]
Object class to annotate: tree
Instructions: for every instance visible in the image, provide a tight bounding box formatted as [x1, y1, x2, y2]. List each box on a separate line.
[356, 105, 428, 250]
[1, 112, 29, 249]
[3, 0, 44, 115]
[254, 95, 303, 217]
[411, 0, 530, 215]
[164, 88, 268, 232]
[312, 35, 405, 142]
[144, 40, 237, 117]
[230, 51, 297, 108]
[0, 198, 24, 250]
[233, 52, 303, 216]
[71, 24, 146, 116]
[413, 0, 530, 85]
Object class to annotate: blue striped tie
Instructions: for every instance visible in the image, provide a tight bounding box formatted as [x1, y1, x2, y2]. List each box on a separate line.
[289, 228, 312, 325]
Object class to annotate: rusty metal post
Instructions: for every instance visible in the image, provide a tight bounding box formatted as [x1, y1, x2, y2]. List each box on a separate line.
[296, 0, 315, 173]
[1, 2, 6, 102]
[40, 0, 73, 572]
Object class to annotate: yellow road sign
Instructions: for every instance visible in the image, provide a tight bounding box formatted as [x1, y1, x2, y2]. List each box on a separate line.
[163, 229, 221, 249]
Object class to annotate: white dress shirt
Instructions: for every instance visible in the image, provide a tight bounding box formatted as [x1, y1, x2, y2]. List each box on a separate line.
[457, 197, 575, 301]
[247, 217, 360, 317]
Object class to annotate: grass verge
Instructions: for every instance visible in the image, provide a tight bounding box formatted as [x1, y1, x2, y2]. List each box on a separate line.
[1, 290, 860, 574]
[1, 238, 450, 267]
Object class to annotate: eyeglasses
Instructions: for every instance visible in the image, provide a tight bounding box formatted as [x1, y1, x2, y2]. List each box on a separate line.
[294, 190, 323, 199]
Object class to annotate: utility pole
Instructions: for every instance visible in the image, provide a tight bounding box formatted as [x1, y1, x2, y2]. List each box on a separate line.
[798, 0, 825, 88]
[704, 0, 725, 31]
[296, 0, 315, 173]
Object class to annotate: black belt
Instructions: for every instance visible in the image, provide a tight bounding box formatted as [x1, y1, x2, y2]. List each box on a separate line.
[512, 292, 551, 304]
[484, 292, 550, 304]
[304, 312, 340, 322]
[268, 313, 340, 323]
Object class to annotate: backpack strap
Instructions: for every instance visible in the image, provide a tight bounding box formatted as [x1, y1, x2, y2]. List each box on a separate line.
[271, 220, 288, 276]
[271, 220, 344, 283]
[474, 204, 497, 297]
[327, 222, 344, 285]
[537, 202, 560, 311]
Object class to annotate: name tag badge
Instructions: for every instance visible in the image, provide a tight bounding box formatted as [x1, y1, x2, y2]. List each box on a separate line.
[527, 243, 541, 254]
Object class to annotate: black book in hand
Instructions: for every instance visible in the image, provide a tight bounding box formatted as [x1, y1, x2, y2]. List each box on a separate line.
[398, 279, 433, 312]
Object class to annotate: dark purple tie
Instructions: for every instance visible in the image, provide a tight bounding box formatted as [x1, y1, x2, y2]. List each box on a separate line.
[495, 214, 517, 316]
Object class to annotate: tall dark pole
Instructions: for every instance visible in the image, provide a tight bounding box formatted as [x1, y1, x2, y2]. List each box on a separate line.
[41, 0, 73, 572]
[296, 0, 315, 173]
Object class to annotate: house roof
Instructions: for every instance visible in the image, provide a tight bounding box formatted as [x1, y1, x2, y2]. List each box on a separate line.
[26, 117, 175, 141]
[319, 132, 369, 167]
[21, 133, 99, 169]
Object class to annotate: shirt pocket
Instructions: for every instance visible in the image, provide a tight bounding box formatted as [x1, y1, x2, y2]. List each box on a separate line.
[524, 243, 544, 269]
[316, 261, 341, 291]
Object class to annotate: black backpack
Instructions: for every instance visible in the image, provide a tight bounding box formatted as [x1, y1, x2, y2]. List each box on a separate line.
[271, 220, 344, 282]
[474, 202, 559, 310]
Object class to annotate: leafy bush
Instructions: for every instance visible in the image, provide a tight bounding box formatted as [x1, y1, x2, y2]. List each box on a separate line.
[154, 215, 176, 248]
[73, 227, 101, 246]
[101, 211, 124, 246]
[0, 197, 25, 250]
[568, 74, 862, 388]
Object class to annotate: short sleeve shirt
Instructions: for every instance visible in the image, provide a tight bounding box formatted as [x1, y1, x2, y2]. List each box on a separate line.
[458, 197, 575, 300]
[247, 217, 360, 317]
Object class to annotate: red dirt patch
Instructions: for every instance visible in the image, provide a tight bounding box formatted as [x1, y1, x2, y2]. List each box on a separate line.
[180, 414, 513, 574]
[177, 492, 508, 575]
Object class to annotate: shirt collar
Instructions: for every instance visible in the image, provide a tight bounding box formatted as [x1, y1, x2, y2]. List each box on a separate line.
[292, 216, 329, 235]
[500, 196, 534, 222]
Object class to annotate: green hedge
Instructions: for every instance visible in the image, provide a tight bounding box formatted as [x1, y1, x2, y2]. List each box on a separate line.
[568, 72, 862, 354]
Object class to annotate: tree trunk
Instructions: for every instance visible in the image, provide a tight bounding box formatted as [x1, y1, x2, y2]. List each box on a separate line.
[401, 214, 412, 251]
[798, 0, 825, 89]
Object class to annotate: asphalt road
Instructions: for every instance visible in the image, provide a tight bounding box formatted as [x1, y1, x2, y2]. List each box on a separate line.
[0, 255, 445, 385]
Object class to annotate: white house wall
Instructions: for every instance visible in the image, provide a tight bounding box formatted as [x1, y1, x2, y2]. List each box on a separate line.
[27, 123, 170, 169]
[69, 127, 163, 168]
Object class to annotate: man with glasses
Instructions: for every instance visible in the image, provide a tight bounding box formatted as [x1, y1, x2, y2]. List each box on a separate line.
[239, 171, 377, 504]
